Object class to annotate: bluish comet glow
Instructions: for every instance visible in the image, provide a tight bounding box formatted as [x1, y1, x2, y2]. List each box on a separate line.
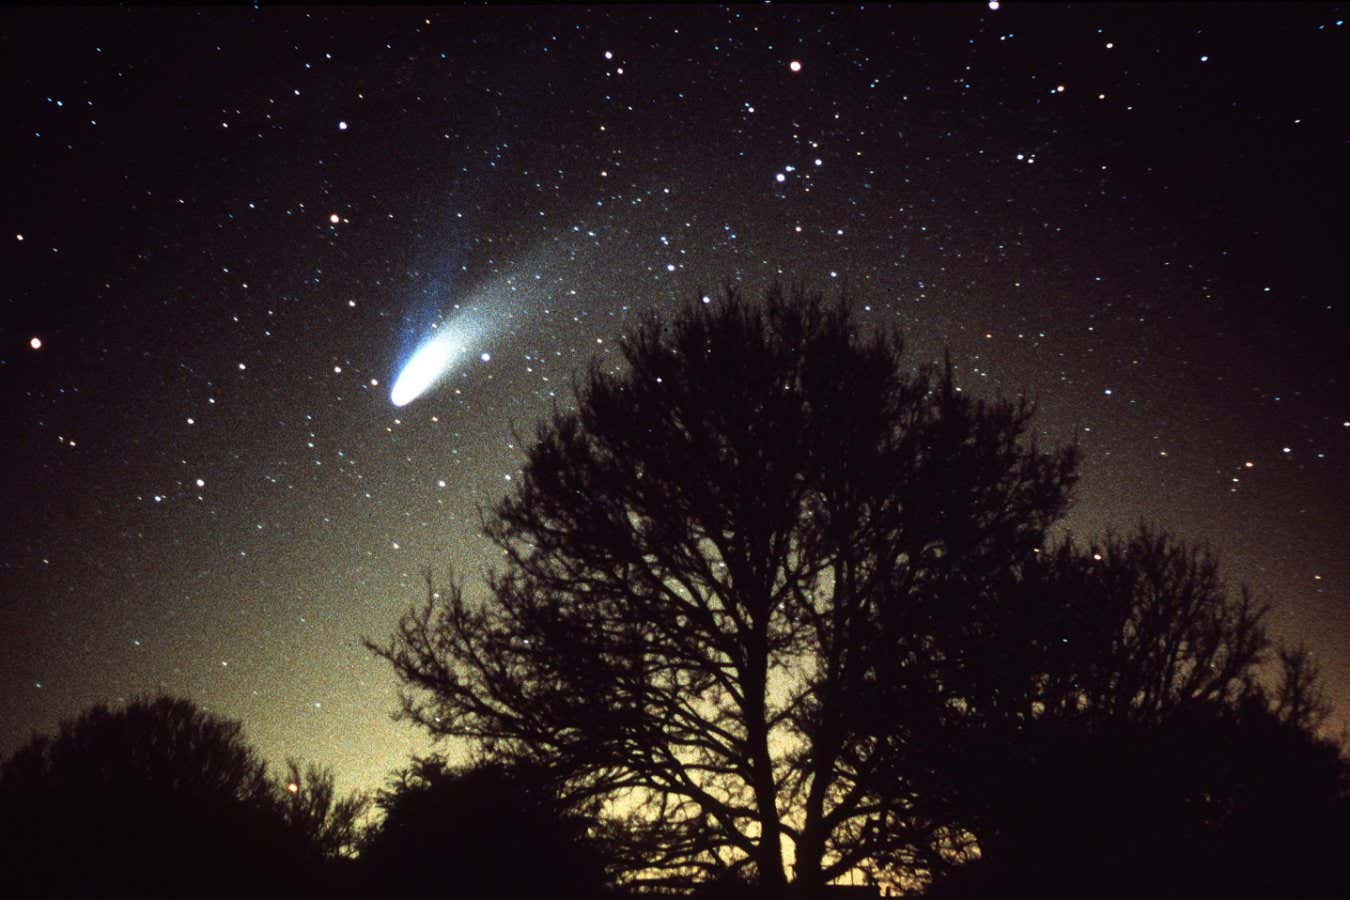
[389, 265, 530, 406]
[390, 331, 464, 407]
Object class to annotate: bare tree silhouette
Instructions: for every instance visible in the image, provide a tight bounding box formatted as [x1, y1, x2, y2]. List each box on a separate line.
[369, 284, 1077, 897]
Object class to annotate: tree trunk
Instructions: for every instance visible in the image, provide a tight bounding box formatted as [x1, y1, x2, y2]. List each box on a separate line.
[746, 614, 787, 900]
[794, 823, 825, 900]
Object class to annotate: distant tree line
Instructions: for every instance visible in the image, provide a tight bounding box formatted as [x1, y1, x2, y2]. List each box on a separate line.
[4, 285, 1345, 900]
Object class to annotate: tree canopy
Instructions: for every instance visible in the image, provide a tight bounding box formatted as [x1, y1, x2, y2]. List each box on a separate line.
[369, 284, 1344, 897]
[912, 529, 1348, 896]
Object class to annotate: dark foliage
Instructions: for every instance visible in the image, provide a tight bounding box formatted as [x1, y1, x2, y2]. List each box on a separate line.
[357, 755, 611, 900]
[0, 695, 363, 900]
[915, 529, 1348, 898]
[882, 528, 1270, 876]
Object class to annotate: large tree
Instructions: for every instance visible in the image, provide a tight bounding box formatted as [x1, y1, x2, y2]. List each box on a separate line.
[369, 284, 1078, 896]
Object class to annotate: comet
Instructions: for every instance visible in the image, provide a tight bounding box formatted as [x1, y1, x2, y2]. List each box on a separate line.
[389, 330, 464, 407]
[389, 269, 524, 406]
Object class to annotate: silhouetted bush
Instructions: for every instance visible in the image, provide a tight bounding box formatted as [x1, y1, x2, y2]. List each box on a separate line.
[357, 755, 611, 900]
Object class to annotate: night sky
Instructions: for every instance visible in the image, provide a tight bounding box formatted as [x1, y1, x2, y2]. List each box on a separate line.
[3, 4, 1347, 796]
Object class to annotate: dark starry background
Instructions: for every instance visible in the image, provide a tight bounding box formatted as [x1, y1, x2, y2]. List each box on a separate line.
[3, 3, 1346, 794]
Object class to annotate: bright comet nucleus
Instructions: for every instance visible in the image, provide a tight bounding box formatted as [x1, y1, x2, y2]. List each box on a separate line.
[390, 331, 462, 407]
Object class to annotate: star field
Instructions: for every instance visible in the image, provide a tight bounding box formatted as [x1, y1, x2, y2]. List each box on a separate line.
[2, 4, 1347, 795]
